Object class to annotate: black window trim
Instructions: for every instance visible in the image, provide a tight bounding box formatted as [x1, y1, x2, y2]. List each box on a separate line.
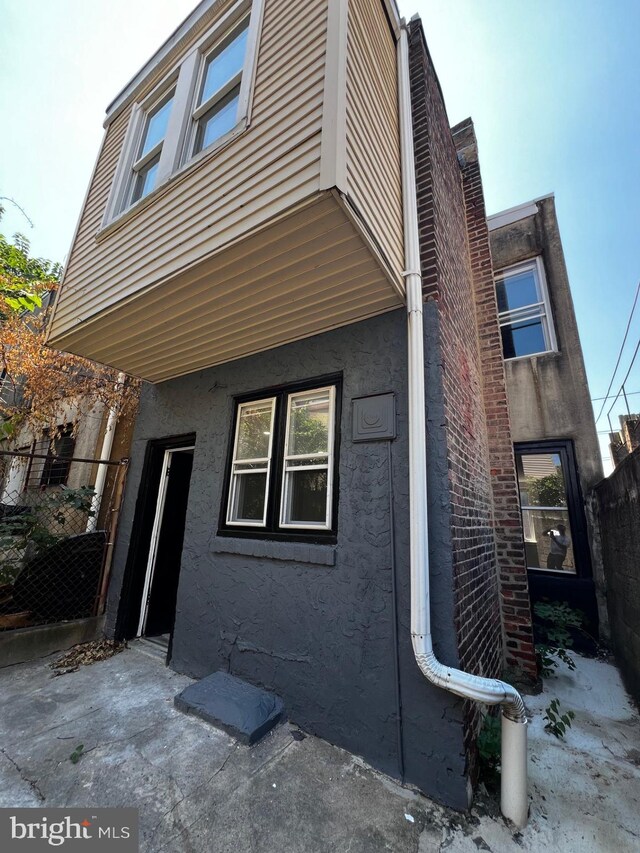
[514, 439, 592, 580]
[39, 423, 76, 488]
[217, 373, 342, 544]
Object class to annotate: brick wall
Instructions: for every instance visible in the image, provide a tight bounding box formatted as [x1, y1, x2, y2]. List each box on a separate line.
[452, 120, 537, 679]
[408, 20, 508, 771]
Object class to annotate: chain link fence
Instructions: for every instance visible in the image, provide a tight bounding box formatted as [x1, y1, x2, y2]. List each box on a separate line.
[0, 449, 127, 631]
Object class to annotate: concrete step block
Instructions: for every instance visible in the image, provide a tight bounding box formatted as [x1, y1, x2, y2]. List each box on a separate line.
[174, 670, 285, 745]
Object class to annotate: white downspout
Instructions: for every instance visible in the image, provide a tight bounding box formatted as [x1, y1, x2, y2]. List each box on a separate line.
[397, 24, 528, 828]
[86, 372, 126, 532]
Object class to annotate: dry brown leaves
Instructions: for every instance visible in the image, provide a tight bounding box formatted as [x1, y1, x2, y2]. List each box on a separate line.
[50, 639, 127, 674]
[0, 299, 140, 433]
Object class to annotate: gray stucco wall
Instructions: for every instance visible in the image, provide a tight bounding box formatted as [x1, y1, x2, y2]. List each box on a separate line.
[490, 197, 606, 632]
[106, 309, 470, 810]
[490, 196, 603, 493]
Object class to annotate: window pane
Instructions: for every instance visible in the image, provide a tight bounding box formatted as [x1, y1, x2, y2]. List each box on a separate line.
[230, 472, 267, 522]
[200, 25, 248, 105]
[140, 94, 174, 158]
[501, 318, 547, 358]
[195, 89, 240, 153]
[522, 509, 575, 573]
[517, 452, 567, 508]
[236, 400, 274, 460]
[496, 268, 539, 313]
[286, 457, 327, 468]
[41, 427, 75, 486]
[234, 462, 268, 472]
[132, 154, 160, 203]
[285, 469, 328, 525]
[288, 391, 331, 456]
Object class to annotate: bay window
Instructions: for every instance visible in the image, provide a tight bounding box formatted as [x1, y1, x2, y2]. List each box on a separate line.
[191, 17, 250, 156]
[129, 88, 175, 204]
[104, 0, 264, 226]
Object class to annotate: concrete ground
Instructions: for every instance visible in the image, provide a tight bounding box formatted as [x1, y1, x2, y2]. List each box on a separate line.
[0, 644, 638, 852]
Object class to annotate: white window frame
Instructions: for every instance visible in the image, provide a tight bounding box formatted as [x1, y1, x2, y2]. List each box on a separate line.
[279, 386, 336, 531]
[102, 0, 265, 230]
[226, 396, 276, 528]
[184, 12, 252, 162]
[126, 85, 177, 209]
[495, 257, 557, 360]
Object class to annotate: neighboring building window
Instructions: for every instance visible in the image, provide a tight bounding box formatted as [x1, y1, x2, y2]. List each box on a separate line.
[495, 258, 556, 359]
[37, 425, 76, 487]
[129, 88, 175, 205]
[223, 381, 338, 536]
[104, 0, 264, 225]
[191, 18, 250, 156]
[515, 441, 592, 576]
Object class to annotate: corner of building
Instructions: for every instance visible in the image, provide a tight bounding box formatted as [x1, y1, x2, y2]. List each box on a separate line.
[408, 17, 537, 795]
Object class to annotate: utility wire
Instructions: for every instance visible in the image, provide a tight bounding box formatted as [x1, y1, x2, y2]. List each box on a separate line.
[592, 389, 640, 402]
[595, 279, 640, 424]
[605, 336, 640, 425]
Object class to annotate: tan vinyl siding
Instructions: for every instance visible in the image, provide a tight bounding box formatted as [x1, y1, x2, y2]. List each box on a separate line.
[345, 0, 403, 280]
[49, 0, 328, 341]
[52, 196, 402, 382]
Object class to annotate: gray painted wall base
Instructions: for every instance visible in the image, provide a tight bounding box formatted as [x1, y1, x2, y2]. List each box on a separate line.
[108, 310, 470, 810]
[175, 671, 285, 744]
[0, 616, 106, 668]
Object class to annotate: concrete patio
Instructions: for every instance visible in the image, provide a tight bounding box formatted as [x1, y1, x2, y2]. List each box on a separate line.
[0, 644, 638, 852]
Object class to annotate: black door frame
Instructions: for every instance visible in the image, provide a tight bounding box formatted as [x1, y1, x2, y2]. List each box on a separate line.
[115, 433, 196, 646]
[515, 438, 599, 640]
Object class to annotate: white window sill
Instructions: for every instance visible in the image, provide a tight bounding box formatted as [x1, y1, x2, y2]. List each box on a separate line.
[96, 117, 248, 243]
[504, 349, 559, 364]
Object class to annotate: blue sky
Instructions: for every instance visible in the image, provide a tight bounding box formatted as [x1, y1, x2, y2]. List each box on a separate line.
[1, 0, 639, 473]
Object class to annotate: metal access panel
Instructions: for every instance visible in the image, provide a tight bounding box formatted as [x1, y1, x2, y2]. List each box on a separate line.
[352, 393, 396, 442]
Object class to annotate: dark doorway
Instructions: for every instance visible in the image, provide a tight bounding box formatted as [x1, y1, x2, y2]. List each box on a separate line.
[142, 448, 193, 639]
[116, 435, 195, 657]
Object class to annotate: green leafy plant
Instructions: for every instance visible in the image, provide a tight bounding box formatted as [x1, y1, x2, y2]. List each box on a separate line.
[543, 698, 575, 739]
[47, 485, 96, 526]
[0, 486, 96, 584]
[477, 712, 501, 790]
[534, 601, 584, 677]
[69, 744, 85, 764]
[522, 471, 566, 508]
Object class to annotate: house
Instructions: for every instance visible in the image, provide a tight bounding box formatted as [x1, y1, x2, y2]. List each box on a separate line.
[609, 413, 640, 467]
[487, 197, 606, 641]
[46, 0, 542, 821]
[0, 284, 134, 636]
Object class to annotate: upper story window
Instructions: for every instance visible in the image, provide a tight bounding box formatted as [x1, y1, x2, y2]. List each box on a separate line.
[495, 258, 557, 359]
[222, 379, 339, 539]
[130, 88, 175, 204]
[191, 18, 249, 156]
[104, 0, 263, 226]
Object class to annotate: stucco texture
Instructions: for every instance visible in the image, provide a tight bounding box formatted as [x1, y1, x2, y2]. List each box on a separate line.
[490, 197, 603, 493]
[106, 310, 470, 810]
